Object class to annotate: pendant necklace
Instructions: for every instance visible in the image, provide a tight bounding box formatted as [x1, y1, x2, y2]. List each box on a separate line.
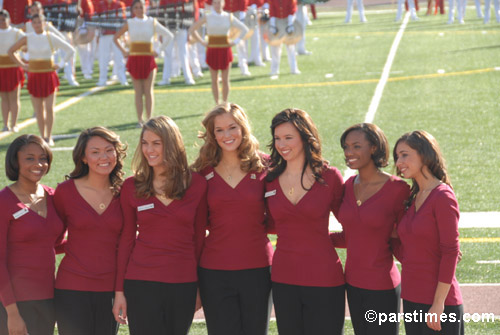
[99, 203, 106, 210]
[287, 173, 295, 196]
[222, 163, 235, 182]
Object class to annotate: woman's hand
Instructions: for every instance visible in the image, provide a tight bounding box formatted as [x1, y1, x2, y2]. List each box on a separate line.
[53, 64, 60, 71]
[426, 302, 444, 331]
[112, 292, 128, 325]
[6, 306, 28, 335]
[122, 51, 129, 59]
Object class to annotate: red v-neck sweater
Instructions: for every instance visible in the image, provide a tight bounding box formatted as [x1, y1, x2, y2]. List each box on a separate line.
[115, 174, 208, 290]
[199, 166, 273, 270]
[397, 183, 462, 305]
[53, 179, 123, 292]
[265, 166, 345, 287]
[331, 175, 410, 290]
[0, 185, 64, 307]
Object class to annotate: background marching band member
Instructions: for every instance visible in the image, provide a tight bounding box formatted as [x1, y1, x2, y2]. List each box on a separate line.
[8, 13, 75, 146]
[344, 0, 367, 23]
[2, 0, 32, 27]
[260, 2, 271, 61]
[295, 0, 311, 54]
[114, 0, 173, 127]
[191, 103, 273, 335]
[0, 134, 64, 335]
[53, 127, 126, 335]
[265, 109, 345, 334]
[394, 131, 464, 335]
[189, 0, 248, 104]
[247, 0, 265, 66]
[330, 123, 410, 335]
[158, 0, 197, 86]
[0, 9, 25, 133]
[224, 0, 251, 76]
[484, 0, 500, 22]
[268, 0, 300, 76]
[96, 0, 128, 86]
[74, 0, 96, 80]
[396, 0, 419, 21]
[112, 116, 207, 335]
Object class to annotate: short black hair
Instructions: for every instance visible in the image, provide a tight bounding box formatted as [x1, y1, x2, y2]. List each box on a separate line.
[5, 134, 53, 181]
[340, 123, 389, 168]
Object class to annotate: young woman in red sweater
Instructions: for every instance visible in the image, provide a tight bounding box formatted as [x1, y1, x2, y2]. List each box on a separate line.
[330, 123, 410, 335]
[265, 108, 345, 335]
[53, 127, 127, 335]
[0, 134, 64, 335]
[112, 116, 207, 335]
[191, 103, 273, 335]
[394, 130, 463, 335]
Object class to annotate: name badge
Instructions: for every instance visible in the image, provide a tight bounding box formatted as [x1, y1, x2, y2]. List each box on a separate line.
[265, 190, 277, 198]
[250, 174, 256, 179]
[205, 172, 214, 180]
[13, 207, 29, 219]
[138, 203, 154, 212]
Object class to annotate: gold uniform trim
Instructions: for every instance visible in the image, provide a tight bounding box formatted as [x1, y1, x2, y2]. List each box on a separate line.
[0, 55, 17, 68]
[130, 42, 154, 56]
[28, 59, 54, 73]
[208, 35, 230, 48]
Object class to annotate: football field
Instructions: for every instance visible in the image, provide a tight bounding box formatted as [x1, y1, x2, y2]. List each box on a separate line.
[1, 6, 499, 334]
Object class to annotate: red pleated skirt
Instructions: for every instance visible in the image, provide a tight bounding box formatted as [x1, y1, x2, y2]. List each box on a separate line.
[0, 67, 25, 92]
[27, 71, 60, 98]
[206, 47, 233, 70]
[126, 55, 157, 80]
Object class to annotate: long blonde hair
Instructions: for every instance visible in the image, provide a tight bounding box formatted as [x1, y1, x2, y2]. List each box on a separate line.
[132, 116, 191, 199]
[191, 103, 264, 173]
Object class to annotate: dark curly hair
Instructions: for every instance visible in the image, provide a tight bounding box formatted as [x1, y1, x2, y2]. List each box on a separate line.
[266, 108, 328, 189]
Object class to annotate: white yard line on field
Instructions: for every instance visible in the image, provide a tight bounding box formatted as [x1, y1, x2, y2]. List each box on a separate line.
[0, 83, 114, 141]
[365, 12, 409, 123]
[342, 13, 409, 180]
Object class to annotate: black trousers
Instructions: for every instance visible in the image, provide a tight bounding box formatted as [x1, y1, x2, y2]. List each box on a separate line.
[54, 289, 118, 335]
[0, 299, 55, 335]
[346, 283, 401, 335]
[403, 299, 465, 335]
[198, 266, 272, 335]
[124, 279, 197, 335]
[272, 282, 345, 335]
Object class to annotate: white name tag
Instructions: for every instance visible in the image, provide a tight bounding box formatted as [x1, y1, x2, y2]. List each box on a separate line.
[250, 174, 256, 179]
[138, 203, 154, 212]
[13, 207, 29, 219]
[205, 171, 214, 180]
[265, 190, 277, 198]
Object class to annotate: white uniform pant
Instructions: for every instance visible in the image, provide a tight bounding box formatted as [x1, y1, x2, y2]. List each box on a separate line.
[270, 43, 298, 75]
[448, 0, 466, 22]
[78, 42, 94, 76]
[98, 34, 126, 83]
[296, 4, 308, 54]
[188, 43, 202, 76]
[484, 0, 500, 21]
[259, 23, 271, 61]
[396, 0, 418, 20]
[345, 0, 367, 22]
[162, 29, 194, 83]
[247, 23, 263, 65]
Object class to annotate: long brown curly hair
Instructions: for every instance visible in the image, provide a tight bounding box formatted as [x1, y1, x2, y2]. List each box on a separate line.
[191, 103, 264, 173]
[393, 130, 452, 207]
[132, 116, 192, 200]
[266, 108, 328, 188]
[67, 127, 127, 195]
